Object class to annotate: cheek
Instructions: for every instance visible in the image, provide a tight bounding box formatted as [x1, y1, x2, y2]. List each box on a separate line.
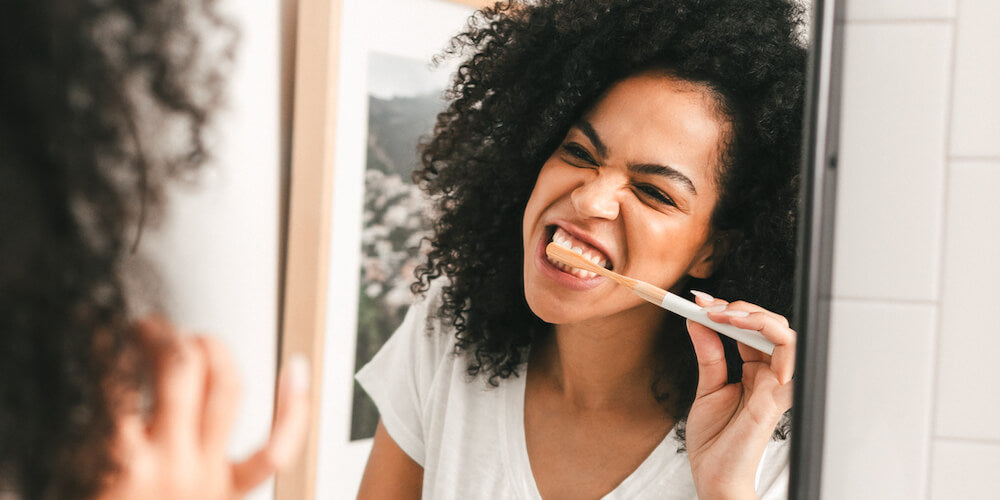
[624, 208, 712, 277]
[634, 217, 682, 262]
[522, 187, 542, 248]
[522, 162, 568, 236]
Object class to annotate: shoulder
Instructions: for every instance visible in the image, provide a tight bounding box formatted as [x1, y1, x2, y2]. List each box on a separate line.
[356, 279, 461, 393]
[405, 279, 459, 364]
[353, 279, 465, 466]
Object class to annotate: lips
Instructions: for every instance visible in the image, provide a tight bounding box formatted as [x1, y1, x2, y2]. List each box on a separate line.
[545, 226, 613, 280]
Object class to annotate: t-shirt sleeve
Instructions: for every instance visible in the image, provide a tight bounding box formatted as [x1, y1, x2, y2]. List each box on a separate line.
[355, 286, 451, 467]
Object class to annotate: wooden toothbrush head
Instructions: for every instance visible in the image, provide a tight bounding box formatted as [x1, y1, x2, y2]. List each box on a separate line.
[545, 242, 636, 288]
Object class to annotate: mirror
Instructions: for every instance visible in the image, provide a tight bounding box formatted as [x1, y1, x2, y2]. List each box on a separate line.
[279, 0, 843, 497]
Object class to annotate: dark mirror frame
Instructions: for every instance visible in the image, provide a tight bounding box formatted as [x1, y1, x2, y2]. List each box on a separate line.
[790, 0, 844, 498]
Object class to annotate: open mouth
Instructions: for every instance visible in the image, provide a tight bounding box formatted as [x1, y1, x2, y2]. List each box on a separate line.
[545, 226, 613, 279]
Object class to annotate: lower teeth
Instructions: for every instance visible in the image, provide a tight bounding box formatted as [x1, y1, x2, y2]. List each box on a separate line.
[548, 257, 596, 279]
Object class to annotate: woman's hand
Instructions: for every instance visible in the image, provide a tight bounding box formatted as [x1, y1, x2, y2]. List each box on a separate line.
[99, 317, 310, 500]
[684, 293, 795, 500]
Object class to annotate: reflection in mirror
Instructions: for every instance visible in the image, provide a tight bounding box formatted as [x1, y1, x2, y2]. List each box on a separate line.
[1, 2, 310, 499]
[284, 0, 833, 498]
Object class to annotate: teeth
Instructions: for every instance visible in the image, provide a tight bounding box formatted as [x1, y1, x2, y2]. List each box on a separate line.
[553, 231, 572, 248]
[547, 227, 611, 276]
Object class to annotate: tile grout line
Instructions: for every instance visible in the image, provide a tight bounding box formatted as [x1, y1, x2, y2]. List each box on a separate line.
[845, 17, 955, 25]
[934, 435, 1000, 447]
[948, 155, 1000, 162]
[925, 1, 963, 497]
[831, 296, 936, 306]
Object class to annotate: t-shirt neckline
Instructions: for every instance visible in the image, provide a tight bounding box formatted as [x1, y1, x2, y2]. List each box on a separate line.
[498, 369, 683, 499]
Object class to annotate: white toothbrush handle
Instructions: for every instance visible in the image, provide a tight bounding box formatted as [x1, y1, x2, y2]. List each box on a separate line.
[659, 292, 775, 355]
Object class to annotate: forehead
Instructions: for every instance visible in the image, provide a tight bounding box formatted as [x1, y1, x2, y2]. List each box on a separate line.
[579, 74, 730, 174]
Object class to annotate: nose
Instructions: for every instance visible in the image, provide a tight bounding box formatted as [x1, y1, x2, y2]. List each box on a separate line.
[570, 172, 622, 220]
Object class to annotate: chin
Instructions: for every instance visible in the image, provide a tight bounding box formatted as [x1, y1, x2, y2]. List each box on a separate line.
[524, 286, 603, 326]
[524, 288, 569, 325]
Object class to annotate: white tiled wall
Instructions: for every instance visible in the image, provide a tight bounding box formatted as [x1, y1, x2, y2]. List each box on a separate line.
[823, 301, 936, 499]
[935, 162, 1000, 443]
[822, 0, 1000, 498]
[949, 0, 1000, 157]
[930, 440, 1000, 498]
[830, 23, 950, 302]
[845, 0, 955, 21]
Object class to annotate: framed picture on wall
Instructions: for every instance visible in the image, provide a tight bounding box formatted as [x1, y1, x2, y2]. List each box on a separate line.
[348, 49, 451, 443]
[278, 0, 494, 498]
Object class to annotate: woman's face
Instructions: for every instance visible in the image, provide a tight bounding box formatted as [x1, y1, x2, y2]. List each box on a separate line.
[522, 74, 729, 326]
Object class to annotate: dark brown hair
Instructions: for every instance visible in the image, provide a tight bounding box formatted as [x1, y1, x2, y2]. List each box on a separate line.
[0, 1, 233, 497]
[413, 0, 805, 426]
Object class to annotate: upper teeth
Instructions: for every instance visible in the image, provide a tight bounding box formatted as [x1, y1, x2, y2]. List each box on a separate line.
[551, 227, 610, 272]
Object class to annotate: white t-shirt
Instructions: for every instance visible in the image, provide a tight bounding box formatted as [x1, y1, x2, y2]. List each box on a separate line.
[355, 285, 790, 499]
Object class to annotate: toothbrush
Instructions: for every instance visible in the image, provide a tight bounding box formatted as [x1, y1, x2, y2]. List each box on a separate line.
[545, 242, 775, 355]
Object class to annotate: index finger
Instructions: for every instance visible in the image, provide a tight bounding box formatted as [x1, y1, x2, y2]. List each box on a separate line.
[134, 317, 204, 444]
[723, 313, 796, 385]
[199, 336, 241, 457]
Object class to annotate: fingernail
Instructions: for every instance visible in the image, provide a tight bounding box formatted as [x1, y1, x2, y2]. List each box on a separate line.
[723, 310, 750, 318]
[288, 354, 310, 393]
[690, 290, 714, 302]
[705, 304, 727, 313]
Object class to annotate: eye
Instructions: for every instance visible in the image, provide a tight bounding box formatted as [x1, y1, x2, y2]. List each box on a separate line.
[561, 142, 598, 166]
[634, 183, 677, 207]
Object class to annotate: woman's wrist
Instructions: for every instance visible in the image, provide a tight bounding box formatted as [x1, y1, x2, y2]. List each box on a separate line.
[693, 482, 759, 500]
[691, 465, 760, 500]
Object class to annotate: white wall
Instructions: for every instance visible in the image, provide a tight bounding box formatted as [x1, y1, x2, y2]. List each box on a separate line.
[822, 0, 1000, 498]
[135, 2, 284, 499]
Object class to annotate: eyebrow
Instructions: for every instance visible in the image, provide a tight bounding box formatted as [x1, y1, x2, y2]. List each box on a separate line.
[575, 120, 609, 158]
[573, 120, 698, 195]
[630, 163, 698, 195]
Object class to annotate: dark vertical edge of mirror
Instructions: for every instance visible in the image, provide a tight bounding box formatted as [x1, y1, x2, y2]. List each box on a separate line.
[790, 0, 844, 498]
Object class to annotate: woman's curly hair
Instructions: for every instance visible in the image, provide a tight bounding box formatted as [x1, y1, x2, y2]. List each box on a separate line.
[413, 0, 806, 424]
[0, 1, 232, 497]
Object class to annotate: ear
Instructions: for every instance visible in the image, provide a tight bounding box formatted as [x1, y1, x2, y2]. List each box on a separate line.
[687, 231, 735, 279]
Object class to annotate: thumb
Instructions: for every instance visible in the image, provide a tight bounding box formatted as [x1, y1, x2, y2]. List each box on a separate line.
[687, 319, 729, 399]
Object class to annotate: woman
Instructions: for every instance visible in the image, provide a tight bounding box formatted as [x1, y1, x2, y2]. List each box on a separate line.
[0, 1, 307, 498]
[357, 0, 804, 498]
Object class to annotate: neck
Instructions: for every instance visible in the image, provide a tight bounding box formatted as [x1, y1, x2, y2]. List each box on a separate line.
[533, 302, 671, 410]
